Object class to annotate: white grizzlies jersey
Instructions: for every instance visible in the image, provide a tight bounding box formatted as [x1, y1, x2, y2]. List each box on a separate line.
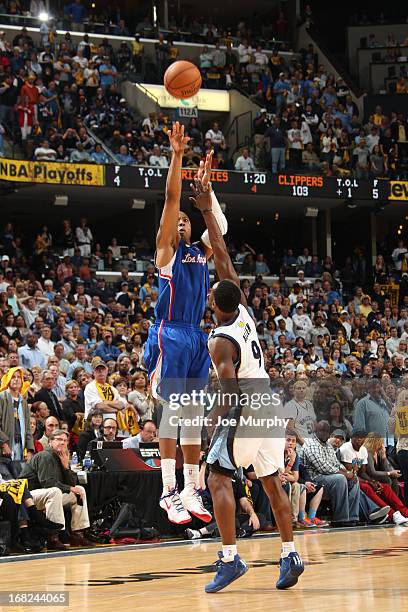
[209, 304, 269, 382]
[207, 303, 286, 459]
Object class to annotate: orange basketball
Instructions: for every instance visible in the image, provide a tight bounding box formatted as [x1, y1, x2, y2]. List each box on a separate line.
[164, 60, 202, 99]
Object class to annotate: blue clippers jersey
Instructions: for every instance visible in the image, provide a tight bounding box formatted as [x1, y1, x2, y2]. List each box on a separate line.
[155, 241, 209, 326]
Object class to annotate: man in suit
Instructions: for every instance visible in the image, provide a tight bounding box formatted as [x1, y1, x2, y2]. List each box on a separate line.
[33, 370, 65, 421]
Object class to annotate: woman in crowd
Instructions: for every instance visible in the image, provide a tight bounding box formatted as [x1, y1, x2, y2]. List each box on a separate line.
[240, 278, 251, 301]
[86, 324, 100, 354]
[1, 312, 21, 344]
[29, 415, 44, 453]
[27, 365, 42, 402]
[186, 117, 203, 144]
[373, 255, 389, 284]
[377, 344, 389, 364]
[128, 370, 155, 421]
[364, 433, 402, 496]
[361, 433, 408, 525]
[62, 379, 85, 431]
[71, 323, 82, 344]
[77, 409, 104, 461]
[201, 307, 215, 329]
[327, 400, 353, 439]
[330, 349, 347, 375]
[265, 319, 277, 345]
[383, 382, 398, 412]
[320, 127, 338, 165]
[75, 368, 92, 406]
[370, 144, 387, 178]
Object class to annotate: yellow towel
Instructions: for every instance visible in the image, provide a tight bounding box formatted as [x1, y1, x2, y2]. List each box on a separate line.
[0, 367, 30, 396]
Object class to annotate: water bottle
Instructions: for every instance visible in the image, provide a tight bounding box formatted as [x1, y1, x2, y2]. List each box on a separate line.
[83, 451, 92, 471]
[70, 452, 78, 470]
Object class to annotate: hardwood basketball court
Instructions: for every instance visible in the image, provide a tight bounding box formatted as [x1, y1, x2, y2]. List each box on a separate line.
[1, 526, 407, 611]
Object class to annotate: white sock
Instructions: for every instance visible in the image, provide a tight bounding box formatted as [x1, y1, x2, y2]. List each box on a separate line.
[183, 463, 199, 489]
[222, 544, 237, 562]
[200, 526, 210, 535]
[281, 541, 296, 558]
[161, 458, 176, 493]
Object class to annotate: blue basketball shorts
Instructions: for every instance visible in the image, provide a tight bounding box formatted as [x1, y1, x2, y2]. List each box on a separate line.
[144, 320, 211, 401]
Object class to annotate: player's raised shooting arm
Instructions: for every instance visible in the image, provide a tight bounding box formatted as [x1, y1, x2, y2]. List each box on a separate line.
[191, 179, 246, 306]
[191, 151, 228, 260]
[156, 122, 189, 267]
[203, 208, 240, 285]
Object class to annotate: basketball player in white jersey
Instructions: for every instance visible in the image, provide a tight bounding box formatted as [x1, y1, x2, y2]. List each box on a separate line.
[190, 180, 304, 593]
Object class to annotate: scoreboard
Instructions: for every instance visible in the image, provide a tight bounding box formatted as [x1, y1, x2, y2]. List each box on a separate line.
[105, 166, 389, 200]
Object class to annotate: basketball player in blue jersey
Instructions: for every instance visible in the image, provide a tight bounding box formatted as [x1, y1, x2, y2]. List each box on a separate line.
[144, 122, 228, 524]
[189, 180, 304, 593]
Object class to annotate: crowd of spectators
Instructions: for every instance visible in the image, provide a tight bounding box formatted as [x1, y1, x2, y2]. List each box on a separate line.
[0, 24, 264, 169]
[0, 211, 407, 551]
[248, 44, 408, 176]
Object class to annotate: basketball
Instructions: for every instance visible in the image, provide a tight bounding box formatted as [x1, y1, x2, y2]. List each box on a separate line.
[164, 60, 202, 99]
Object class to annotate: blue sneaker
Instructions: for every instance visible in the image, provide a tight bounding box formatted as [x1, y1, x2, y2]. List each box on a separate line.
[276, 552, 304, 590]
[205, 552, 248, 593]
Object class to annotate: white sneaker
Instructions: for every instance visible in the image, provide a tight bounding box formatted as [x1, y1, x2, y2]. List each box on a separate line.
[180, 486, 212, 523]
[392, 511, 408, 526]
[159, 488, 192, 524]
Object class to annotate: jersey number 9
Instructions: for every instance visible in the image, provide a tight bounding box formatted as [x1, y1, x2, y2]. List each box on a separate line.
[251, 340, 262, 368]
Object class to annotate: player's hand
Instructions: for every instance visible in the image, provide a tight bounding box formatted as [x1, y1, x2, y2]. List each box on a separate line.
[305, 481, 316, 493]
[248, 512, 260, 531]
[168, 121, 189, 154]
[197, 150, 213, 190]
[189, 179, 212, 212]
